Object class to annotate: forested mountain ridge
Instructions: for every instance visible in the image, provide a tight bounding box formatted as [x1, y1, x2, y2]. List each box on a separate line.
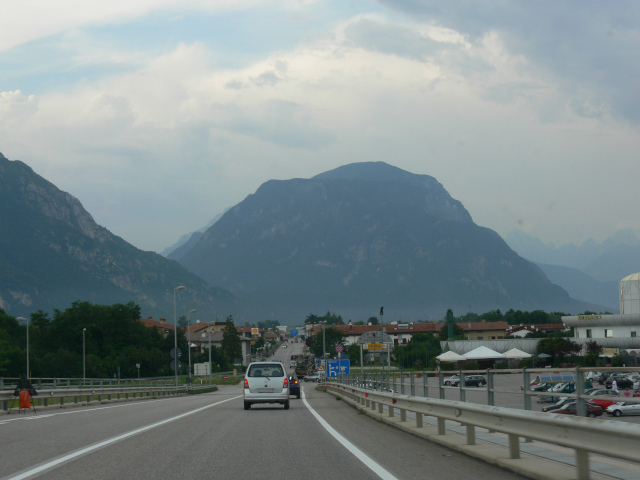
[0, 152, 242, 320]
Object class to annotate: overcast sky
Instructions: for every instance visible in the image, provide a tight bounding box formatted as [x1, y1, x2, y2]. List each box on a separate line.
[1, 1, 638, 253]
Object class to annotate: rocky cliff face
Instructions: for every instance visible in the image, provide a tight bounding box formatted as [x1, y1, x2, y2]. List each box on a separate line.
[179, 162, 587, 322]
[0, 152, 241, 319]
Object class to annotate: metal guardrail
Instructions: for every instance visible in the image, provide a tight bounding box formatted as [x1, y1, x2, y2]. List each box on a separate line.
[324, 380, 640, 480]
[0, 384, 215, 411]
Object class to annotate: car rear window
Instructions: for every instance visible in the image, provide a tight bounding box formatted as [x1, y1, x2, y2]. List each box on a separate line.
[248, 364, 284, 377]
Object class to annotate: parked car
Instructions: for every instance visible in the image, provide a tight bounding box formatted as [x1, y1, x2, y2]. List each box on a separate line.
[541, 398, 575, 412]
[531, 382, 553, 392]
[444, 374, 460, 386]
[605, 376, 634, 390]
[587, 389, 620, 409]
[288, 373, 301, 399]
[597, 372, 624, 385]
[552, 401, 603, 417]
[304, 372, 320, 382]
[605, 401, 640, 417]
[243, 361, 290, 410]
[584, 371, 601, 381]
[450, 375, 487, 387]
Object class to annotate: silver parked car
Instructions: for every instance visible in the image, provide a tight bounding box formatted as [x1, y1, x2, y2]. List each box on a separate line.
[243, 362, 290, 410]
[605, 401, 640, 417]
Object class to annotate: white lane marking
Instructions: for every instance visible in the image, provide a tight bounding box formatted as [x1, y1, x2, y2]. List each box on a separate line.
[7, 395, 241, 480]
[0, 398, 168, 425]
[302, 387, 399, 480]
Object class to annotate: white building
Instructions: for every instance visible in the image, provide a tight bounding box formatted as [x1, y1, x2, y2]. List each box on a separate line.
[563, 272, 640, 349]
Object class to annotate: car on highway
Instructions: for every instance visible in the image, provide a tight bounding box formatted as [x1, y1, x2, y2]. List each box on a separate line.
[288, 373, 301, 399]
[243, 361, 290, 410]
[605, 401, 640, 417]
[304, 372, 320, 382]
[551, 401, 603, 418]
[450, 375, 487, 387]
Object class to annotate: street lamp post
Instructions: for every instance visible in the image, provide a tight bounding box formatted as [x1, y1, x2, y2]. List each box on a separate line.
[174, 286, 186, 387]
[187, 309, 196, 380]
[82, 327, 87, 385]
[17, 317, 28, 377]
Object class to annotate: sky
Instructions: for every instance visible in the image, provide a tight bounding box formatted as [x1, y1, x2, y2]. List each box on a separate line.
[1, 1, 639, 253]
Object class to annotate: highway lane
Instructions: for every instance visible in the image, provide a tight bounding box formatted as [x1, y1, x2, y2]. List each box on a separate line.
[1, 351, 524, 479]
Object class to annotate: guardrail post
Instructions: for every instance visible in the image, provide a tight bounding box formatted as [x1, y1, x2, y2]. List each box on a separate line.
[523, 370, 532, 411]
[388, 403, 394, 417]
[437, 417, 445, 435]
[400, 408, 406, 422]
[378, 401, 383, 414]
[576, 449, 589, 480]
[466, 425, 476, 445]
[416, 412, 423, 428]
[508, 434, 520, 459]
[423, 371, 428, 398]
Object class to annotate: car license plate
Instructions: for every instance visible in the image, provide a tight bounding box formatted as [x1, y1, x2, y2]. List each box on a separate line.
[258, 388, 274, 393]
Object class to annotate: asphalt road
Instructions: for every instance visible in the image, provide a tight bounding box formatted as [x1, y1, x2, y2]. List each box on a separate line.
[1, 343, 525, 480]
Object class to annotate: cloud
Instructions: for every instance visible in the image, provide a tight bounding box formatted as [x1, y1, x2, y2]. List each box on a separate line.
[0, 90, 39, 121]
[376, 1, 640, 123]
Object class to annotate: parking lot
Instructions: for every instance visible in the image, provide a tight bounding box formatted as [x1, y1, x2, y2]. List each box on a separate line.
[342, 370, 640, 425]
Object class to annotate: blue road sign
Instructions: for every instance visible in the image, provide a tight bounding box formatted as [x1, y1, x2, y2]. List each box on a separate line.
[291, 329, 298, 336]
[326, 359, 350, 377]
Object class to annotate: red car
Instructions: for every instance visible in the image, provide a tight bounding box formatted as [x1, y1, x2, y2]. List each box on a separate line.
[552, 401, 603, 418]
[587, 389, 620, 409]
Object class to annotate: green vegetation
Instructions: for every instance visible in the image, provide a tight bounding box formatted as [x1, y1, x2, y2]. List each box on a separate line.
[0, 302, 241, 378]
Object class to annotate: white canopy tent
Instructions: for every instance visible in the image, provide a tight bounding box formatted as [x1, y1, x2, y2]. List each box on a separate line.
[436, 351, 467, 362]
[503, 348, 532, 359]
[463, 346, 505, 360]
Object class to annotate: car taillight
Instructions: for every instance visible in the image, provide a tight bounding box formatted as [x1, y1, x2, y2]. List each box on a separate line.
[244, 379, 249, 389]
[293, 380, 298, 385]
[284, 378, 289, 388]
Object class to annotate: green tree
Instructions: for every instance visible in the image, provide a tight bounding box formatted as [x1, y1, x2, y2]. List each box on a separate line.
[308, 327, 346, 358]
[221, 315, 242, 363]
[537, 337, 581, 360]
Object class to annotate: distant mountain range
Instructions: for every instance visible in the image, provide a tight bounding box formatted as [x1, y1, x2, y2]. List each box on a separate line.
[176, 162, 597, 322]
[505, 229, 640, 312]
[0, 152, 246, 320]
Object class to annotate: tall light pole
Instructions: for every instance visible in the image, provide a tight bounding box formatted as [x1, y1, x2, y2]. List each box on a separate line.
[174, 286, 186, 387]
[17, 317, 28, 377]
[82, 327, 87, 385]
[187, 309, 196, 380]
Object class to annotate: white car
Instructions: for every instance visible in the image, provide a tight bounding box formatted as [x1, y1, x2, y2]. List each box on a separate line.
[243, 362, 290, 410]
[444, 374, 460, 386]
[605, 401, 640, 417]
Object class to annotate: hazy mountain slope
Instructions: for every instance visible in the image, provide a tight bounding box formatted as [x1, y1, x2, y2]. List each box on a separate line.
[535, 263, 619, 312]
[179, 162, 588, 322]
[0, 152, 243, 320]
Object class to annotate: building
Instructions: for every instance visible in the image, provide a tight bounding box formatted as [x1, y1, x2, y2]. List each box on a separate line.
[563, 272, 640, 350]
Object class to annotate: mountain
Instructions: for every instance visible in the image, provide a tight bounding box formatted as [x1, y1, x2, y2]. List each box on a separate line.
[534, 263, 619, 312]
[178, 162, 593, 323]
[161, 210, 227, 259]
[505, 229, 640, 282]
[0, 152, 244, 320]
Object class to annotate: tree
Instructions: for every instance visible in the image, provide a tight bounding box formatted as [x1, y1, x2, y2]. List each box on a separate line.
[537, 337, 581, 359]
[584, 340, 603, 355]
[367, 316, 379, 325]
[439, 322, 464, 340]
[308, 327, 345, 358]
[221, 315, 242, 363]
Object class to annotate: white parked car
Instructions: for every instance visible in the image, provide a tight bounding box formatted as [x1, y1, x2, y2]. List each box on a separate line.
[243, 362, 290, 410]
[605, 401, 640, 417]
[444, 374, 460, 386]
